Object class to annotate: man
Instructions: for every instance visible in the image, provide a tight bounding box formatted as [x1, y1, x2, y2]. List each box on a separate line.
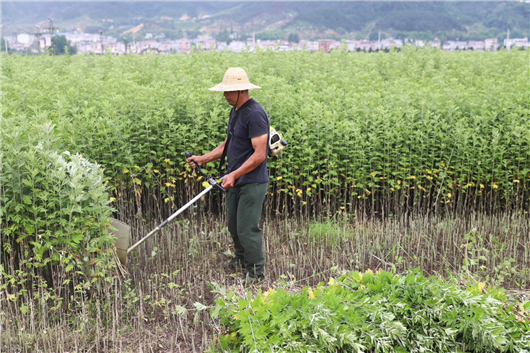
[187, 68, 269, 282]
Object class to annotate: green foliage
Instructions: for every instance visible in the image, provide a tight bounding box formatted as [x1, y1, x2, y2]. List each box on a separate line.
[52, 35, 77, 55]
[1, 50, 528, 218]
[287, 33, 300, 44]
[212, 270, 530, 352]
[307, 220, 354, 246]
[0, 116, 115, 277]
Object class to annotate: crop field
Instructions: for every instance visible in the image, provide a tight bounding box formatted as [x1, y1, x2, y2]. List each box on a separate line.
[1, 48, 529, 352]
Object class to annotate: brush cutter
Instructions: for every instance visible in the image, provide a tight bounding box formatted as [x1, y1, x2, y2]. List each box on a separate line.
[109, 152, 225, 266]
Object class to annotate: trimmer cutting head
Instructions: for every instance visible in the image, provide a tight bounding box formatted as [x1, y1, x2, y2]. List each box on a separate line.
[109, 218, 131, 265]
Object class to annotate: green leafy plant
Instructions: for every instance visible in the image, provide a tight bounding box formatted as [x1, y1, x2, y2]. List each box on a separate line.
[212, 270, 530, 352]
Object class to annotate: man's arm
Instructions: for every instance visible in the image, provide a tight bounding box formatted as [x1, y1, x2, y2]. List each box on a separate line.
[187, 139, 227, 168]
[221, 133, 268, 190]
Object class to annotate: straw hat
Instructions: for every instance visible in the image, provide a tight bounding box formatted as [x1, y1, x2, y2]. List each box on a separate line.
[209, 67, 261, 92]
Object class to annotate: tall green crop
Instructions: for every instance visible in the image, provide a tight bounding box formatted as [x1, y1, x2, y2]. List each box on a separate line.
[1, 48, 528, 221]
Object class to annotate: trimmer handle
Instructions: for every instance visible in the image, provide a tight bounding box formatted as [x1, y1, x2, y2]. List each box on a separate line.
[185, 151, 194, 165]
[185, 152, 226, 193]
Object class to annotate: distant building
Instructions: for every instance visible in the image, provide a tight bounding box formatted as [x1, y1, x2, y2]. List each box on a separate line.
[299, 40, 319, 51]
[431, 39, 441, 49]
[443, 41, 467, 51]
[504, 37, 529, 49]
[485, 38, 499, 51]
[137, 40, 159, 53]
[17, 33, 35, 45]
[228, 41, 245, 53]
[381, 39, 403, 50]
[318, 40, 335, 53]
[180, 39, 191, 52]
[467, 41, 485, 51]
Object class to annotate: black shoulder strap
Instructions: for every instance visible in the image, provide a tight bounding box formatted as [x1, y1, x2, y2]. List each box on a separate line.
[218, 109, 242, 177]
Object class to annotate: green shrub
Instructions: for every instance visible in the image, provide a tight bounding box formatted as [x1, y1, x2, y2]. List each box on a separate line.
[1, 118, 115, 284]
[212, 270, 530, 352]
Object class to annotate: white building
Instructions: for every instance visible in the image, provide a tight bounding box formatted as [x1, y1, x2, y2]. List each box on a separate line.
[298, 40, 318, 51]
[228, 41, 245, 53]
[467, 41, 485, 51]
[443, 41, 467, 51]
[485, 38, 499, 51]
[17, 33, 35, 45]
[430, 39, 441, 49]
[504, 37, 529, 49]
[415, 40, 425, 48]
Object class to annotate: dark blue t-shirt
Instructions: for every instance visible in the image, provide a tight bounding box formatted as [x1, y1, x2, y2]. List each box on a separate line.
[227, 98, 270, 186]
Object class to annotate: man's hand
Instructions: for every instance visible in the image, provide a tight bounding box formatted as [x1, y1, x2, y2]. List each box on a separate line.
[220, 134, 268, 190]
[221, 172, 237, 190]
[187, 155, 204, 169]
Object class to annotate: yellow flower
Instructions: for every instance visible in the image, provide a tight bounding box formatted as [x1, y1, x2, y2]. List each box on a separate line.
[478, 282, 486, 292]
[109, 197, 116, 202]
[328, 277, 336, 286]
[123, 169, 129, 174]
[276, 176, 283, 180]
[164, 159, 171, 163]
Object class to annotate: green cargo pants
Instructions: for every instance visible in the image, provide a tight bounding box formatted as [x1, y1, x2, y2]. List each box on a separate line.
[226, 182, 268, 278]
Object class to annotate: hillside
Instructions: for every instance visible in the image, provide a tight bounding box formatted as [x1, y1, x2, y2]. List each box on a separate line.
[1, 1, 529, 41]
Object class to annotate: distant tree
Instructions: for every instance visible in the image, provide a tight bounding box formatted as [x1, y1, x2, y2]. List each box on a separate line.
[165, 30, 183, 40]
[52, 35, 77, 55]
[255, 30, 283, 41]
[215, 29, 231, 44]
[288, 33, 300, 43]
[368, 32, 379, 41]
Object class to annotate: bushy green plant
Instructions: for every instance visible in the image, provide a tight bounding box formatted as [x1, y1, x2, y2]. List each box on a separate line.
[1, 118, 115, 285]
[1, 50, 528, 218]
[212, 270, 530, 352]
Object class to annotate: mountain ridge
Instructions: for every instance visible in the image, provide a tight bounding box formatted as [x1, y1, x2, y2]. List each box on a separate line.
[2, 1, 528, 42]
